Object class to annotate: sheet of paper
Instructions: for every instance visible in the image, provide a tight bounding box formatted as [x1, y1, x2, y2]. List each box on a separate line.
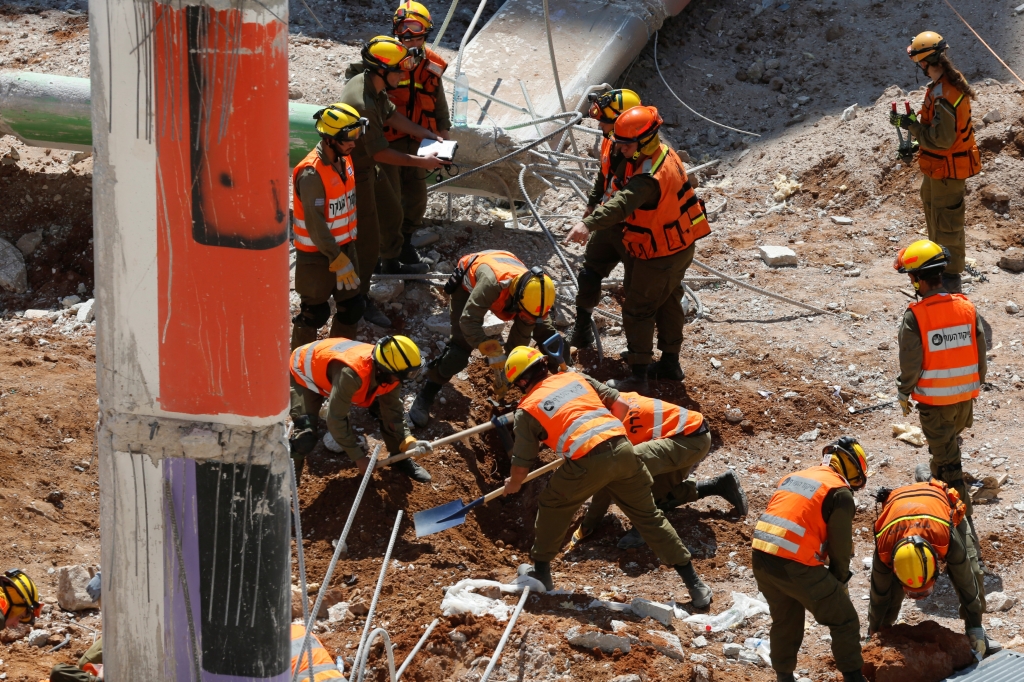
[417, 138, 459, 160]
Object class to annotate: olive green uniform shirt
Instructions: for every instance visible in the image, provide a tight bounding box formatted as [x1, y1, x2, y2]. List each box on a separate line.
[295, 141, 348, 264]
[586, 147, 629, 208]
[324, 362, 410, 461]
[897, 287, 987, 398]
[339, 72, 396, 177]
[582, 172, 660, 233]
[908, 87, 959, 151]
[459, 264, 555, 350]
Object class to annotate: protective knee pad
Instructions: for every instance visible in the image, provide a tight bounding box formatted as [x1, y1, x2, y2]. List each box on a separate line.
[292, 301, 331, 329]
[577, 266, 603, 290]
[334, 296, 366, 325]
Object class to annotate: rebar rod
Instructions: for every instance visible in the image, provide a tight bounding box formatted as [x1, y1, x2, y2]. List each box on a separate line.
[354, 510, 405, 682]
[290, 461, 315, 682]
[480, 587, 530, 682]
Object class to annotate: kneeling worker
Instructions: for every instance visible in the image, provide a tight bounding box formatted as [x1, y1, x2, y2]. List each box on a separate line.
[410, 250, 557, 427]
[290, 336, 432, 483]
[573, 390, 748, 549]
[751, 437, 868, 682]
[502, 347, 713, 608]
[868, 479, 988, 656]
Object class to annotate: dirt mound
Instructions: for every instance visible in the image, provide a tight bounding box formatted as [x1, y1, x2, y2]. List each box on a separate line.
[861, 620, 975, 682]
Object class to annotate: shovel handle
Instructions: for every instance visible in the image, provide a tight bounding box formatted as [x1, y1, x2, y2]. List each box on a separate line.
[377, 413, 514, 466]
[482, 458, 564, 504]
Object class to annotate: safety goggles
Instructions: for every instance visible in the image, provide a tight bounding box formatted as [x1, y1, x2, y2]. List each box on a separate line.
[378, 336, 422, 382]
[336, 117, 368, 142]
[907, 40, 946, 63]
[395, 18, 430, 38]
[587, 92, 620, 124]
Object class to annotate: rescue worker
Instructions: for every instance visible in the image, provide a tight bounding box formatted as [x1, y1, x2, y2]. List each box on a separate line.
[409, 250, 558, 427]
[340, 36, 446, 328]
[894, 240, 985, 522]
[569, 88, 641, 350]
[895, 32, 981, 293]
[867, 480, 988, 657]
[290, 624, 343, 680]
[751, 438, 868, 682]
[502, 347, 714, 608]
[48, 573, 102, 682]
[289, 335, 433, 483]
[566, 106, 709, 392]
[1, 569, 40, 630]
[381, 2, 450, 271]
[571, 390, 748, 550]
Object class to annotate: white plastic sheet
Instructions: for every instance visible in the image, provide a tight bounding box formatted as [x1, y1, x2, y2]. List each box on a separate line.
[440, 576, 542, 622]
[683, 592, 770, 632]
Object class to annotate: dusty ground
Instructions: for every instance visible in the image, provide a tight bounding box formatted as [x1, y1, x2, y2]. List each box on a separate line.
[3, 0, 1024, 680]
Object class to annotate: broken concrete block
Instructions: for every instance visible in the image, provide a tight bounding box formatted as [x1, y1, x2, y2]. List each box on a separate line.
[481, 310, 505, 336]
[77, 299, 95, 323]
[425, 315, 452, 336]
[694, 664, 713, 682]
[410, 228, 439, 247]
[831, 215, 854, 225]
[998, 256, 1024, 273]
[758, 245, 797, 267]
[61, 295, 81, 309]
[691, 635, 708, 648]
[738, 650, 765, 665]
[982, 109, 1003, 124]
[987, 592, 1015, 612]
[27, 628, 50, 647]
[57, 565, 97, 611]
[0, 237, 28, 293]
[644, 630, 685, 660]
[631, 598, 674, 626]
[368, 279, 405, 304]
[1007, 301, 1019, 315]
[797, 428, 820, 442]
[24, 309, 53, 320]
[327, 602, 351, 622]
[723, 642, 743, 658]
[16, 230, 43, 256]
[565, 626, 631, 654]
[841, 104, 858, 121]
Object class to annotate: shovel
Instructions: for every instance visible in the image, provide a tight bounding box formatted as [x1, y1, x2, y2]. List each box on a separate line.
[413, 458, 564, 537]
[377, 413, 514, 467]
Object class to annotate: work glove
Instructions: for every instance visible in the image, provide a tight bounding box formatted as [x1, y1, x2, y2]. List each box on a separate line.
[493, 368, 510, 400]
[329, 251, 360, 291]
[400, 435, 433, 457]
[323, 431, 344, 453]
[967, 626, 987, 659]
[898, 393, 912, 416]
[478, 339, 504, 358]
[889, 111, 916, 129]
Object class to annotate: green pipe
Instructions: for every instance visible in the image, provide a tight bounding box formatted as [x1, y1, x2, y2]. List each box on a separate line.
[0, 71, 321, 167]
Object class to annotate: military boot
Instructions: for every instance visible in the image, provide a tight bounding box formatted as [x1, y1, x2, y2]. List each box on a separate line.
[607, 364, 649, 394]
[648, 355, 685, 381]
[616, 527, 646, 549]
[517, 561, 553, 591]
[399, 236, 426, 267]
[382, 257, 429, 276]
[362, 295, 393, 328]
[410, 380, 443, 428]
[696, 471, 749, 516]
[675, 562, 712, 608]
[775, 674, 797, 682]
[390, 458, 431, 483]
[569, 308, 595, 349]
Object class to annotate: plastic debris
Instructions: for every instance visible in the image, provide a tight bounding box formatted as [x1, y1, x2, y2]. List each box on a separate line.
[440, 577, 538, 621]
[891, 423, 927, 447]
[683, 592, 770, 632]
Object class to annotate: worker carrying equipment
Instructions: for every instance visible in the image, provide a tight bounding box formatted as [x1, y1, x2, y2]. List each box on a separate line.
[750, 440, 867, 682]
[500, 347, 713, 608]
[867, 481, 987, 657]
[409, 250, 560, 428]
[567, 105, 709, 392]
[289, 336, 432, 483]
[898, 31, 981, 293]
[572, 389, 748, 551]
[1, 569, 40, 629]
[570, 88, 641, 351]
[382, 1, 452, 273]
[894, 239, 986, 520]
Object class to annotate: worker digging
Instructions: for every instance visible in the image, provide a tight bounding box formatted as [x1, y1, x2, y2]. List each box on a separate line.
[5, 0, 1024, 677]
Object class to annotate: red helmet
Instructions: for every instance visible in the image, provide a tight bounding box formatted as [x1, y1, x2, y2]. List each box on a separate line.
[613, 105, 663, 146]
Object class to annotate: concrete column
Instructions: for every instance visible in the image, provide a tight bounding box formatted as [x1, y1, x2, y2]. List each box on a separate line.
[90, 0, 292, 678]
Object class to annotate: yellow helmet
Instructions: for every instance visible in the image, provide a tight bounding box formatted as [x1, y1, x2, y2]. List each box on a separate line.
[374, 335, 422, 381]
[822, 436, 868, 490]
[314, 103, 368, 141]
[510, 267, 555, 320]
[393, 1, 432, 37]
[907, 31, 947, 64]
[894, 239, 949, 277]
[588, 89, 642, 124]
[1, 569, 41, 624]
[362, 36, 418, 74]
[892, 536, 939, 598]
[504, 346, 546, 384]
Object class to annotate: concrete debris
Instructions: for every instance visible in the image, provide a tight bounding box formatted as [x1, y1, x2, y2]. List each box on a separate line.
[16, 230, 43, 256]
[348, 601, 369, 616]
[831, 215, 854, 225]
[644, 630, 685, 660]
[609, 676, 642, 682]
[878, 341, 890, 350]
[797, 428, 819, 442]
[987, 592, 1015, 612]
[410, 228, 440, 247]
[609, 619, 628, 633]
[691, 635, 708, 648]
[481, 310, 505, 336]
[723, 642, 743, 658]
[24, 309, 54, 320]
[892, 423, 926, 447]
[0, 237, 28, 293]
[70, 151, 91, 164]
[759, 245, 797, 267]
[449, 629, 468, 643]
[841, 104, 858, 121]
[368, 279, 405, 304]
[425, 315, 452, 336]
[56, 565, 97, 611]
[982, 186, 1011, 203]
[327, 602, 351, 622]
[705, 11, 724, 33]
[710, 357, 723, 369]
[738, 650, 764, 665]
[982, 109, 1003, 124]
[693, 664, 713, 682]
[1006, 301, 1019, 315]
[76, 299, 95, 323]
[61, 295, 81, 309]
[566, 626, 631, 654]
[725, 408, 744, 424]
[1, 148, 20, 165]
[631, 597, 674, 626]
[998, 256, 1024, 273]
[26, 629, 50, 647]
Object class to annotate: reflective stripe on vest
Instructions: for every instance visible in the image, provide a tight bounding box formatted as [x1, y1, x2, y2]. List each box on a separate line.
[458, 250, 527, 321]
[292, 147, 358, 252]
[620, 145, 710, 260]
[519, 372, 627, 460]
[617, 391, 705, 445]
[288, 338, 398, 406]
[908, 293, 981, 405]
[751, 466, 850, 567]
[385, 47, 448, 141]
[291, 624, 344, 680]
[918, 76, 981, 180]
[873, 482, 956, 568]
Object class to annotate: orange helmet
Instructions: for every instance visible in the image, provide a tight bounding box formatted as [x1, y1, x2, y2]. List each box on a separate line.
[613, 105, 663, 147]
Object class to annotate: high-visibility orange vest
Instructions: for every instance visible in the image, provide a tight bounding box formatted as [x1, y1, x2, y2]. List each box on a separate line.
[292, 147, 358, 253]
[874, 481, 965, 568]
[917, 75, 981, 180]
[519, 372, 627, 460]
[907, 293, 981, 405]
[458, 250, 527, 321]
[617, 391, 704, 446]
[290, 338, 398, 407]
[290, 624, 343, 680]
[752, 466, 850, 567]
[598, 136, 624, 204]
[384, 47, 447, 141]
[619, 145, 709, 260]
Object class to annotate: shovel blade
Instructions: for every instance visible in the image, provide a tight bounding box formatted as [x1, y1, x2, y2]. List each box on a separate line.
[413, 496, 485, 537]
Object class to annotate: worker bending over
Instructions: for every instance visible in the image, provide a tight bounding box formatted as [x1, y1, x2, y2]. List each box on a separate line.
[867, 479, 988, 657]
[751, 438, 868, 682]
[895, 32, 981, 293]
[569, 88, 640, 350]
[567, 106, 709, 392]
[572, 390, 748, 549]
[290, 336, 432, 483]
[502, 347, 713, 608]
[380, 2, 450, 272]
[410, 249, 558, 427]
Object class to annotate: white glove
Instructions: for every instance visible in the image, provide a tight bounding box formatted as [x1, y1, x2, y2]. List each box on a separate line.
[406, 439, 433, 457]
[323, 431, 343, 453]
